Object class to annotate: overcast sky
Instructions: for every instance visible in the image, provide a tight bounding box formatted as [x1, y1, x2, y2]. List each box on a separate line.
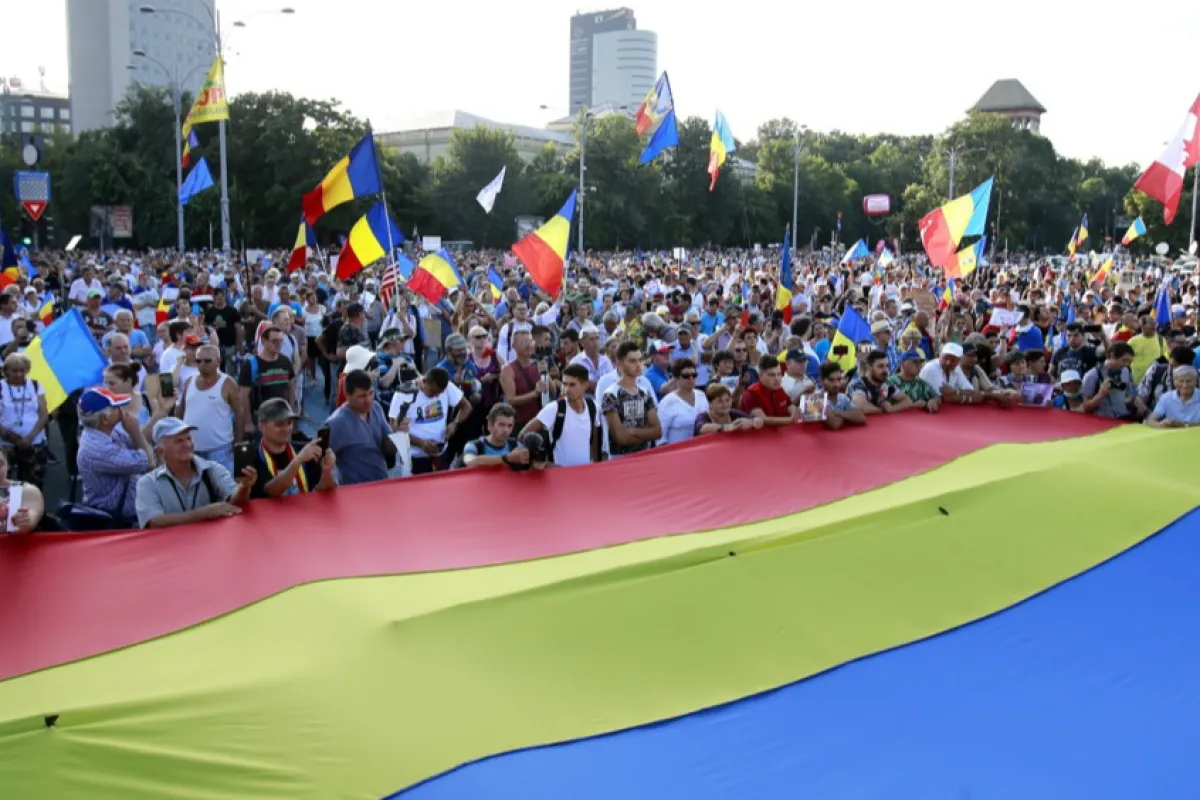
[5, 0, 1198, 171]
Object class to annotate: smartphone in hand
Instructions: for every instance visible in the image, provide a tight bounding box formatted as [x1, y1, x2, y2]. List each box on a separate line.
[159, 373, 175, 398]
[316, 426, 331, 455]
[233, 442, 255, 476]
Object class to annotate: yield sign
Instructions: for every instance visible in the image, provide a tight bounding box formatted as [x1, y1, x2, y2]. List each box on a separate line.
[21, 201, 46, 222]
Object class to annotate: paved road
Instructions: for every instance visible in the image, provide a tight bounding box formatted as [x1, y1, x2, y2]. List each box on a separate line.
[42, 371, 336, 513]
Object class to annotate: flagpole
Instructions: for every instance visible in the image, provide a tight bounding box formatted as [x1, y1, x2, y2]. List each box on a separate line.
[1190, 166, 1198, 253]
[369, 125, 398, 310]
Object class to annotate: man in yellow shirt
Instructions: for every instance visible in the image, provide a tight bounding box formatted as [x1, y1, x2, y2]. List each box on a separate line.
[1127, 313, 1166, 384]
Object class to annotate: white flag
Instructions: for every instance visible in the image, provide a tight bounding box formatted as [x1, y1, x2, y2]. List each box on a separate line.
[476, 166, 506, 214]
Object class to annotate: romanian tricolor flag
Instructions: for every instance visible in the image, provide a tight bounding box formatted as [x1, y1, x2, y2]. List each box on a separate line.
[38, 299, 54, 327]
[1, 410, 1199, 797]
[919, 177, 993, 271]
[939, 279, 955, 313]
[182, 130, 199, 170]
[335, 201, 404, 280]
[828, 305, 873, 373]
[407, 248, 462, 305]
[511, 190, 576, 298]
[707, 110, 736, 191]
[302, 132, 383, 226]
[155, 286, 178, 325]
[1121, 216, 1147, 246]
[776, 229, 794, 323]
[1090, 255, 1114, 286]
[1068, 215, 1089, 261]
[286, 217, 316, 273]
[943, 235, 988, 280]
[25, 308, 107, 412]
[0, 266, 19, 289]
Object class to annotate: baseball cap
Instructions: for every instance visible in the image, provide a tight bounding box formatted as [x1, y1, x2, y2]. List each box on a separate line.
[78, 387, 132, 415]
[677, 324, 694, 335]
[961, 342, 978, 357]
[86, 287, 103, 298]
[870, 320, 891, 335]
[941, 343, 964, 359]
[183, 333, 203, 346]
[899, 350, 924, 364]
[649, 340, 673, 356]
[1059, 369, 1083, 385]
[785, 349, 808, 363]
[153, 417, 197, 444]
[258, 398, 300, 423]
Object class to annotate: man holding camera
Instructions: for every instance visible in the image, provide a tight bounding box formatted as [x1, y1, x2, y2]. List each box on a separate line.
[250, 398, 336, 499]
[1082, 342, 1137, 420]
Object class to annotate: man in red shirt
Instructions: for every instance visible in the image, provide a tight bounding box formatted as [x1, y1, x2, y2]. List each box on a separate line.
[740, 355, 798, 427]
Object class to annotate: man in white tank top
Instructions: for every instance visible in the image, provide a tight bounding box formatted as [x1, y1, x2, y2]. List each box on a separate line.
[177, 344, 246, 474]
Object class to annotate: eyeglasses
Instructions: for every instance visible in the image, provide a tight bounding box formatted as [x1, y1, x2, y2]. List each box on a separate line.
[680, 372, 697, 379]
[471, 334, 487, 340]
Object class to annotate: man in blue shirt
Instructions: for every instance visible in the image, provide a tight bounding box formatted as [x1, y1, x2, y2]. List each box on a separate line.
[699, 297, 724, 336]
[645, 342, 675, 399]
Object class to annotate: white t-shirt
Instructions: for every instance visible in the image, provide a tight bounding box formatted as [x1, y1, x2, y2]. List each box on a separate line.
[159, 346, 184, 376]
[393, 381, 464, 460]
[656, 391, 709, 445]
[535, 398, 600, 467]
[0, 380, 46, 445]
[69, 277, 103, 305]
[919, 360, 973, 395]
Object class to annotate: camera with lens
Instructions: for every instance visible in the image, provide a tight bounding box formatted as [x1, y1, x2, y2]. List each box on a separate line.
[392, 379, 420, 420]
[1106, 369, 1126, 391]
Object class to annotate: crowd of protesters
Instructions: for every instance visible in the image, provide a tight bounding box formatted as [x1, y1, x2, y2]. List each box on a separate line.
[2, 241, 1198, 534]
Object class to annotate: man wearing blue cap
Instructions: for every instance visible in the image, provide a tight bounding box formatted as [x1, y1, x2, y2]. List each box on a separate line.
[134, 417, 256, 529]
[76, 386, 155, 526]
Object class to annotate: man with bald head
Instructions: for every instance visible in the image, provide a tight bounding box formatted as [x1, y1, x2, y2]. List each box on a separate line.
[176, 343, 245, 473]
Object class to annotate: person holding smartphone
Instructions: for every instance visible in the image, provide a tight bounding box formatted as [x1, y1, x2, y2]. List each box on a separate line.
[249, 399, 336, 499]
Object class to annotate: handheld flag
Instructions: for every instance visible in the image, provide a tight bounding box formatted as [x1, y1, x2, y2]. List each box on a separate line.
[1068, 215, 1089, 261]
[918, 177, 993, 270]
[707, 111, 735, 191]
[395, 252, 416, 282]
[1121, 216, 1147, 246]
[178, 157, 215, 206]
[487, 266, 508, 316]
[1153, 281, 1172, 327]
[776, 229, 794, 323]
[182, 130, 199, 170]
[408, 249, 462, 305]
[828, 306, 873, 373]
[841, 239, 870, 265]
[26, 309, 107, 413]
[180, 57, 229, 138]
[939, 280, 955, 313]
[511, 190, 576, 298]
[878, 247, 896, 268]
[378, 262, 398, 310]
[476, 166, 507, 214]
[37, 299, 54, 327]
[1091, 255, 1114, 286]
[1133, 93, 1200, 224]
[335, 201, 405, 280]
[944, 235, 988, 279]
[303, 132, 383, 225]
[286, 217, 316, 273]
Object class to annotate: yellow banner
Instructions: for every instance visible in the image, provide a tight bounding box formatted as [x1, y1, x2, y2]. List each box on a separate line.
[181, 57, 229, 137]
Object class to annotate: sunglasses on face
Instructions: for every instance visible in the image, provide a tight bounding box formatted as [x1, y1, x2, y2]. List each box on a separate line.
[680, 372, 698, 379]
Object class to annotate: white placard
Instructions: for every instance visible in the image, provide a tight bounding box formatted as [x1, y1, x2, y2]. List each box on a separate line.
[65, 234, 83, 251]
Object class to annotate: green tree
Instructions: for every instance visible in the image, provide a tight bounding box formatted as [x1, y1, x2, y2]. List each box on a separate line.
[427, 126, 525, 247]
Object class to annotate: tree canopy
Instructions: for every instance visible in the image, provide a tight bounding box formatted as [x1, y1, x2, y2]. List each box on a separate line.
[1, 85, 1192, 255]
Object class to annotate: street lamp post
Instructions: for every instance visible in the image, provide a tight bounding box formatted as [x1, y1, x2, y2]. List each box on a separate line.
[130, 52, 207, 252]
[791, 124, 808, 259]
[578, 106, 589, 255]
[138, 3, 294, 256]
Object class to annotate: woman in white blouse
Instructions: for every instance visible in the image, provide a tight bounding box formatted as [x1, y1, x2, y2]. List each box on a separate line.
[656, 358, 709, 445]
[0, 353, 50, 485]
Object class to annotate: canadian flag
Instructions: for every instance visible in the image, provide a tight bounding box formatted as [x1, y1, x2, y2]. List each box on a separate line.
[1133, 93, 1200, 224]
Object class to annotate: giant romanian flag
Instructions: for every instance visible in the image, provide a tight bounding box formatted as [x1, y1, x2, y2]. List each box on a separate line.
[2, 411, 1198, 797]
[303, 132, 383, 225]
[919, 177, 993, 271]
[511, 190, 576, 298]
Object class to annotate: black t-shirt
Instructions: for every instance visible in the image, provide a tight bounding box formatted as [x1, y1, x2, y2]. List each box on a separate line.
[337, 323, 368, 352]
[83, 309, 113, 340]
[1052, 345, 1098, 377]
[250, 444, 322, 499]
[320, 319, 344, 357]
[204, 305, 242, 349]
[238, 354, 295, 409]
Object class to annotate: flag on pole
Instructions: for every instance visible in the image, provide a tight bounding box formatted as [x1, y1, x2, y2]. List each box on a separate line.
[776, 229, 794, 324]
[828, 306, 873, 373]
[707, 111, 735, 191]
[487, 266, 508, 316]
[511, 190, 577, 298]
[476, 166, 507, 214]
[335, 201, 405, 280]
[378, 261, 399, 310]
[286, 217, 316, 273]
[919, 177, 993, 271]
[640, 110, 679, 164]
[303, 132, 383, 225]
[841, 239, 870, 265]
[182, 130, 199, 169]
[178, 157, 215, 206]
[408, 249, 463, 305]
[1133, 93, 1200, 224]
[180, 57, 229, 138]
[1153, 280, 1172, 327]
[634, 72, 674, 136]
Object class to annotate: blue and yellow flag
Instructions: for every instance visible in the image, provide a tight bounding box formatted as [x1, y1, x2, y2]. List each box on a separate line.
[707, 111, 735, 191]
[776, 229, 794, 322]
[27, 309, 107, 412]
[1121, 216, 1146, 246]
[487, 266, 508, 316]
[829, 306, 874, 374]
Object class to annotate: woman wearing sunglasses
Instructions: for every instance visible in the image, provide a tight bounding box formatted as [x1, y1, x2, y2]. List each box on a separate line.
[655, 358, 709, 445]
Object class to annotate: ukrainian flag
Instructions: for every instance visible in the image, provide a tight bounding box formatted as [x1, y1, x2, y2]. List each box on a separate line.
[408, 248, 462, 305]
[335, 201, 404, 280]
[302, 131, 383, 225]
[828, 306, 873, 374]
[27, 308, 107, 412]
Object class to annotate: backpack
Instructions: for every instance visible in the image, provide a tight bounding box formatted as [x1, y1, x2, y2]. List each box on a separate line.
[547, 397, 599, 463]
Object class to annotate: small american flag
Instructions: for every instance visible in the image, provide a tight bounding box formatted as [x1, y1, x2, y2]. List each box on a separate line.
[379, 262, 398, 309]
